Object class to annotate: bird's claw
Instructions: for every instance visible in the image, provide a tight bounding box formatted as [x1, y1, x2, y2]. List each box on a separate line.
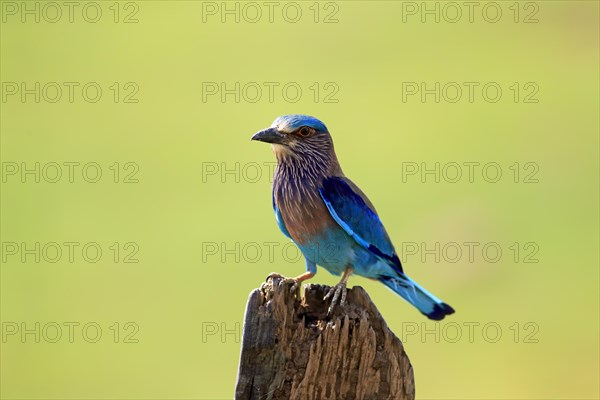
[265, 272, 301, 295]
[324, 281, 348, 315]
[266, 272, 286, 281]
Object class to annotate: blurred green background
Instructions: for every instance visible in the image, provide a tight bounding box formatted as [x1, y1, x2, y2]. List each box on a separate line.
[1, 1, 598, 399]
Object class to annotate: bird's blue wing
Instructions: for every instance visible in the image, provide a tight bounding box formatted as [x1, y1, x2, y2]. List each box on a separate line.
[319, 176, 403, 273]
[273, 192, 291, 239]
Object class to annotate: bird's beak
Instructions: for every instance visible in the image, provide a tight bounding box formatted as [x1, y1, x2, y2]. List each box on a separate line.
[251, 127, 285, 144]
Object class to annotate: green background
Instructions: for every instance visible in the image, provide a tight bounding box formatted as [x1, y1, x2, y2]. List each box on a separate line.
[1, 1, 599, 399]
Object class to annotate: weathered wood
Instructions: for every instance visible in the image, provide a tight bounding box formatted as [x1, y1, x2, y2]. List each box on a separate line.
[235, 276, 415, 400]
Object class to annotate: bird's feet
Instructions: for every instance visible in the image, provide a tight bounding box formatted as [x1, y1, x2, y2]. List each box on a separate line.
[265, 272, 287, 281]
[323, 267, 353, 315]
[265, 271, 315, 296]
[265, 272, 299, 295]
[324, 281, 348, 315]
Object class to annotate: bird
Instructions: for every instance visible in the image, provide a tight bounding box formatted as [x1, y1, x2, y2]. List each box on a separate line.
[251, 114, 455, 320]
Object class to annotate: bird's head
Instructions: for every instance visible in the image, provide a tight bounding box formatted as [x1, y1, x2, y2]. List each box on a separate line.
[251, 115, 336, 164]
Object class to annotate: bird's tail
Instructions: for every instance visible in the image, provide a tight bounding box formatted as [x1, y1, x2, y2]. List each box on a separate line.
[379, 274, 455, 320]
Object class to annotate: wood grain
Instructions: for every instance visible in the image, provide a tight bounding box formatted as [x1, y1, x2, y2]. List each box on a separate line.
[235, 276, 415, 400]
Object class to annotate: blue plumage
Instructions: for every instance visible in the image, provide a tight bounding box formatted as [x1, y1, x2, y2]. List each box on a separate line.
[252, 115, 455, 320]
[272, 114, 328, 133]
[319, 176, 402, 274]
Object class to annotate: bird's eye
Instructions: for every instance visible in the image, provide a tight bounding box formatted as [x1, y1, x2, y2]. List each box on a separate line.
[298, 127, 313, 137]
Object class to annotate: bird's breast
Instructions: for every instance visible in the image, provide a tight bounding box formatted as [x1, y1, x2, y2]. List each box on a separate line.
[274, 181, 335, 245]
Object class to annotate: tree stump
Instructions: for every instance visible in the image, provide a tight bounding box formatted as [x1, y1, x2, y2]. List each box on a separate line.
[234, 276, 415, 400]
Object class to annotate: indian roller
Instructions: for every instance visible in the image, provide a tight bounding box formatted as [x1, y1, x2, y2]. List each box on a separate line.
[251, 115, 455, 320]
